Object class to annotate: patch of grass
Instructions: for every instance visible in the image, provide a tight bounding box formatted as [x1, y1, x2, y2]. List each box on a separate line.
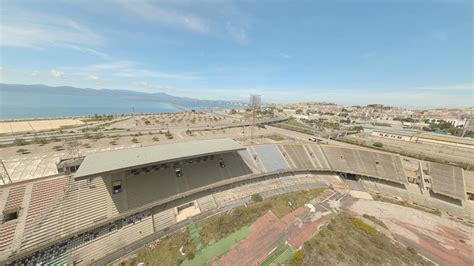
[351, 217, 377, 235]
[198, 188, 324, 246]
[182, 226, 250, 266]
[373, 194, 442, 216]
[288, 214, 433, 265]
[266, 134, 285, 141]
[363, 214, 388, 229]
[129, 229, 195, 266]
[273, 122, 318, 135]
[251, 193, 263, 202]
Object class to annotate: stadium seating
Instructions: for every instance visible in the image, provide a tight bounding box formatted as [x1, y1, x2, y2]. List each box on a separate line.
[20, 177, 109, 252]
[4, 142, 458, 265]
[197, 195, 218, 212]
[4, 185, 26, 211]
[253, 145, 290, 172]
[0, 222, 17, 251]
[152, 208, 177, 232]
[279, 145, 314, 169]
[125, 152, 251, 210]
[307, 145, 331, 169]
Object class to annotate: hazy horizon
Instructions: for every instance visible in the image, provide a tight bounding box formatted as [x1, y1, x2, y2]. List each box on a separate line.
[1, 83, 472, 110]
[1, 1, 473, 108]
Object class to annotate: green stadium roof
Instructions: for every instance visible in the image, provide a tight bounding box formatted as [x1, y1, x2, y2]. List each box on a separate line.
[74, 138, 244, 179]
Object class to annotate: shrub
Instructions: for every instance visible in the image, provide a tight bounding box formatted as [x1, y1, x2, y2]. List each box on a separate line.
[407, 246, 417, 254]
[186, 251, 195, 260]
[16, 148, 29, 154]
[52, 145, 64, 151]
[373, 142, 383, 148]
[251, 193, 263, 202]
[14, 138, 28, 146]
[293, 250, 303, 262]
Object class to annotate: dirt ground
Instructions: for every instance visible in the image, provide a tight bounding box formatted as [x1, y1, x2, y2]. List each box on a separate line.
[346, 198, 474, 265]
[0, 119, 84, 134]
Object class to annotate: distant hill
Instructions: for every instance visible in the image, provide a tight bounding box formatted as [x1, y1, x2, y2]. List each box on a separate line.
[0, 83, 242, 108]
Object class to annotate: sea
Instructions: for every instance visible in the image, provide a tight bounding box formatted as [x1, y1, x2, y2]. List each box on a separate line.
[0, 91, 205, 120]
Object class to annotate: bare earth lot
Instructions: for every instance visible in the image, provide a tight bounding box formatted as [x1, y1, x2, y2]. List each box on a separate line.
[346, 198, 473, 266]
[0, 119, 84, 134]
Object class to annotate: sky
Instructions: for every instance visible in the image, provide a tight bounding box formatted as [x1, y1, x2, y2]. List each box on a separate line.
[0, 0, 472, 108]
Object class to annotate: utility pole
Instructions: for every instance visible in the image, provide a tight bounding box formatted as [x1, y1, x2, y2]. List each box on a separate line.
[0, 160, 12, 185]
[249, 95, 261, 143]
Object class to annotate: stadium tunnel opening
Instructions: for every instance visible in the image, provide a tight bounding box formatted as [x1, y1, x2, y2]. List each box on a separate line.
[429, 190, 463, 206]
[3, 209, 19, 223]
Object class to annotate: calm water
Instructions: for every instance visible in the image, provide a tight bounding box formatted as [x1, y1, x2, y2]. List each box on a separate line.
[0, 91, 196, 120]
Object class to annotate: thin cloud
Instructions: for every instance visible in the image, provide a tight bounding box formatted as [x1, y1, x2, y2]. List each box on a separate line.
[0, 7, 108, 59]
[132, 81, 177, 93]
[76, 60, 198, 80]
[118, 0, 208, 33]
[225, 22, 247, 43]
[279, 52, 292, 59]
[85, 75, 104, 85]
[82, 61, 138, 72]
[31, 70, 39, 76]
[116, 69, 199, 80]
[415, 83, 473, 91]
[49, 70, 65, 78]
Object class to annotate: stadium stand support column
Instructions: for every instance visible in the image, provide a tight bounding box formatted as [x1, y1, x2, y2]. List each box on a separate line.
[418, 160, 427, 192]
[108, 174, 129, 214]
[10, 183, 33, 253]
[105, 176, 118, 217]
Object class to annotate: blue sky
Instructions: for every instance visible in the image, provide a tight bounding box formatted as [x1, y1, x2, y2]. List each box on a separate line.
[0, 0, 472, 108]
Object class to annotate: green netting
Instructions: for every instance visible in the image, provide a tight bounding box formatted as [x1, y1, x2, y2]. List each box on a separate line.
[259, 243, 288, 266]
[188, 223, 202, 250]
[270, 246, 295, 266]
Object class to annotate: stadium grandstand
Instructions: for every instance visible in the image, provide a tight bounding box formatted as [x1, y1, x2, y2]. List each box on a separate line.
[0, 138, 472, 265]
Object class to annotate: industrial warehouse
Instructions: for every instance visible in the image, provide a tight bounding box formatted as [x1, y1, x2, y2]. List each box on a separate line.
[0, 138, 472, 265]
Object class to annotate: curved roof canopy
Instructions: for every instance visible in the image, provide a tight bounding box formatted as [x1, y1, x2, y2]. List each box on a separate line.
[74, 138, 244, 179]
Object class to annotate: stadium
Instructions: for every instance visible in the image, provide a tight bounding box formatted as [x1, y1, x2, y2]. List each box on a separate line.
[0, 138, 472, 265]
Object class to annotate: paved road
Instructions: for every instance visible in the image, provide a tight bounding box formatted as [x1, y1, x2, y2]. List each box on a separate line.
[0, 117, 288, 145]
